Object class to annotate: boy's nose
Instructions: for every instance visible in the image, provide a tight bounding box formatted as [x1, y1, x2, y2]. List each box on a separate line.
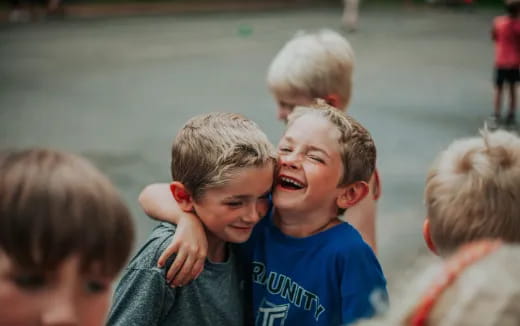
[243, 202, 265, 224]
[280, 153, 301, 169]
[42, 292, 79, 326]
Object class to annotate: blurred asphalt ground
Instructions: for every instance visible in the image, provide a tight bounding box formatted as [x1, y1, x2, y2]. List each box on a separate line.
[0, 3, 508, 289]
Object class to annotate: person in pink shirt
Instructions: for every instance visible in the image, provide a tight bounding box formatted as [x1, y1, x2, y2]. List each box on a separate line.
[491, 0, 520, 127]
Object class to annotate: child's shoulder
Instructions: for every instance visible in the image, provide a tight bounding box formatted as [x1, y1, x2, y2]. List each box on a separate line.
[324, 222, 374, 256]
[325, 223, 386, 286]
[494, 15, 513, 25]
[329, 221, 366, 243]
[126, 222, 177, 271]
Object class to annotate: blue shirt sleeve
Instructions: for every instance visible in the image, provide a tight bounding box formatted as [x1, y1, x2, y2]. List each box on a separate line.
[339, 241, 388, 325]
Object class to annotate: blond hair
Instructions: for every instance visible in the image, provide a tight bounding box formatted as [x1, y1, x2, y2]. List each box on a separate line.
[287, 102, 375, 214]
[267, 29, 354, 111]
[0, 149, 134, 277]
[355, 243, 520, 326]
[171, 112, 276, 200]
[425, 130, 520, 256]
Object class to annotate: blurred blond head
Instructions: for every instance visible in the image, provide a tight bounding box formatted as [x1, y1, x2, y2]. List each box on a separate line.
[267, 29, 354, 121]
[424, 129, 520, 256]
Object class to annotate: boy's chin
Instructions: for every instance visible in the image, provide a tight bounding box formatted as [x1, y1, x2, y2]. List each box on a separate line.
[222, 228, 254, 243]
[272, 192, 303, 209]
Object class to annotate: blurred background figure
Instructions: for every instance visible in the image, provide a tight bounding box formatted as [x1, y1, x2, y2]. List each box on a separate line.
[8, 0, 64, 22]
[8, 0, 30, 22]
[490, 0, 520, 129]
[425, 0, 475, 8]
[47, 0, 64, 18]
[342, 0, 360, 32]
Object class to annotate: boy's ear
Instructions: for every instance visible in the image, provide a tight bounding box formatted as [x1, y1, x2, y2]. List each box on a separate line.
[323, 93, 341, 110]
[423, 218, 438, 255]
[336, 181, 369, 209]
[170, 182, 194, 212]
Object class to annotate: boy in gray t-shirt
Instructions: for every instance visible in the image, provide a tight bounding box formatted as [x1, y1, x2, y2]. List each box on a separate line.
[108, 223, 243, 325]
[107, 113, 276, 326]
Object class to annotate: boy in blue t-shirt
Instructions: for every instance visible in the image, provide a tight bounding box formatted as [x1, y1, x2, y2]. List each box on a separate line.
[140, 103, 387, 325]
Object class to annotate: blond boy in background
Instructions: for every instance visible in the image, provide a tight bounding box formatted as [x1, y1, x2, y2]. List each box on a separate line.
[0, 149, 135, 325]
[267, 30, 354, 122]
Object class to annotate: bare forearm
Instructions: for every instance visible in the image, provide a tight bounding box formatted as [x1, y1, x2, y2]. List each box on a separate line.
[138, 182, 207, 286]
[139, 183, 183, 224]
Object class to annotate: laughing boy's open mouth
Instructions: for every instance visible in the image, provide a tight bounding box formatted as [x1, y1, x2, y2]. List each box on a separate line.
[278, 175, 305, 190]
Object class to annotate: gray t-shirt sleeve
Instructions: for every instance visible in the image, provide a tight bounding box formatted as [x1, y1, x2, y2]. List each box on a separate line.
[107, 267, 175, 326]
[107, 222, 244, 326]
[107, 223, 177, 326]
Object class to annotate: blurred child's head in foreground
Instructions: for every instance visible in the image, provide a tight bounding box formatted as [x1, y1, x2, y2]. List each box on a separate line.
[0, 148, 135, 325]
[423, 129, 520, 257]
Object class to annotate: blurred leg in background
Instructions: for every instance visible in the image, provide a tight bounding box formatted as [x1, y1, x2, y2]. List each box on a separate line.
[8, 0, 30, 22]
[342, 0, 360, 32]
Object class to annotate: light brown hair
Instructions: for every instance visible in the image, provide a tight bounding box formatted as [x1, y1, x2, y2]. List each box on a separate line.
[0, 149, 134, 277]
[287, 102, 376, 214]
[288, 101, 376, 186]
[171, 112, 276, 200]
[425, 130, 520, 256]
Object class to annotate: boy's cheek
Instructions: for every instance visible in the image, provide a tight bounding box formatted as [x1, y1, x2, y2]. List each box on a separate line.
[258, 201, 270, 218]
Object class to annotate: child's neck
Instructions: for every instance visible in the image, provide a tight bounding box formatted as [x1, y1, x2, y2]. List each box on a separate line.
[273, 208, 341, 238]
[205, 231, 228, 263]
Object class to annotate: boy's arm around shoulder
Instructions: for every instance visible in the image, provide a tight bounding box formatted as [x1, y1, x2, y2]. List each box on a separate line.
[107, 230, 177, 326]
[139, 183, 187, 224]
[337, 239, 388, 325]
[139, 183, 207, 286]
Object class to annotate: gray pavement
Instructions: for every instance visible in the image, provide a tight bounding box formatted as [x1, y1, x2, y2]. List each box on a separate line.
[0, 5, 503, 288]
